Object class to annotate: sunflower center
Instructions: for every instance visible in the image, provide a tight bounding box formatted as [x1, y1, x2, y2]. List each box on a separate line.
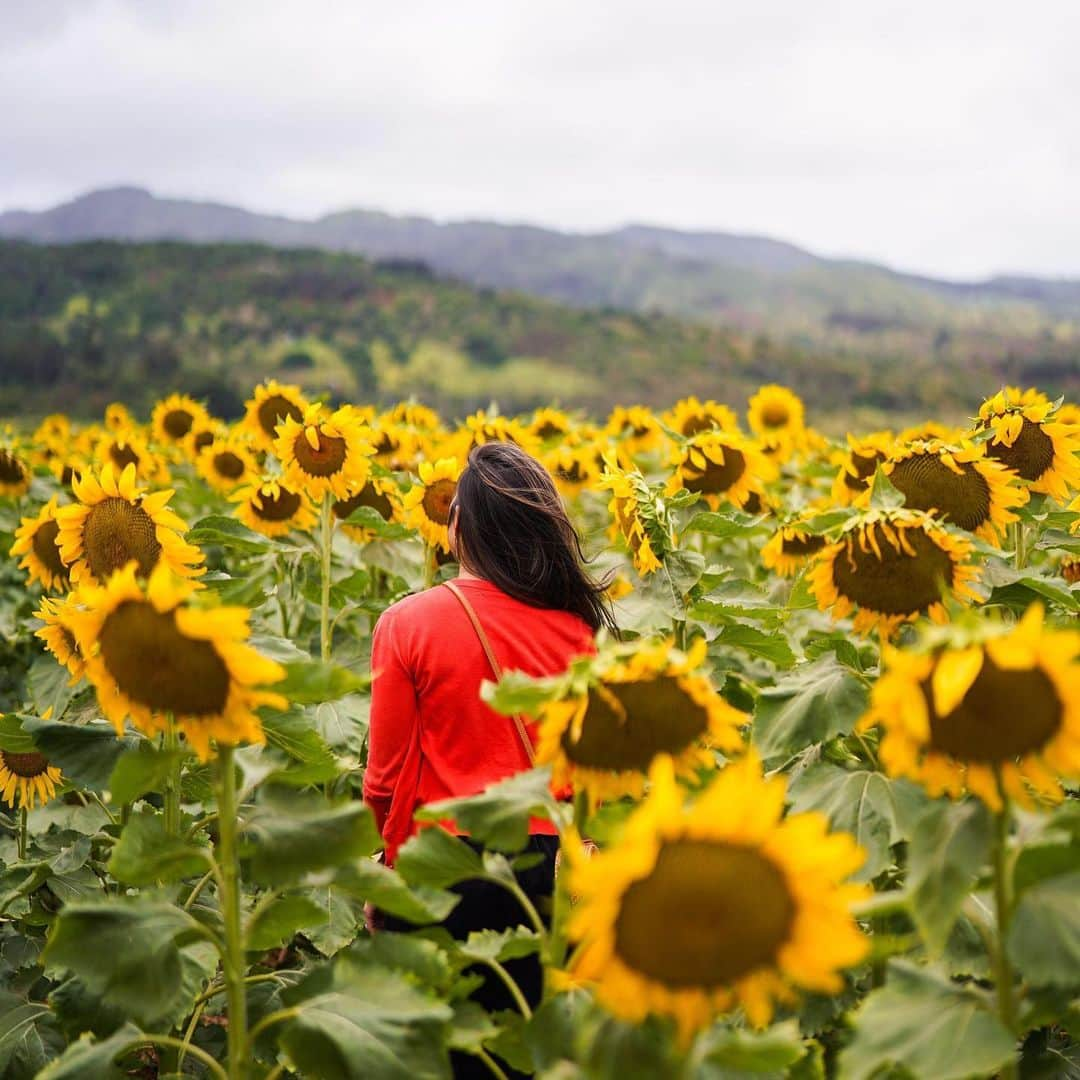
[422, 478, 457, 525]
[108, 443, 141, 470]
[0, 751, 51, 779]
[62, 626, 80, 657]
[193, 430, 215, 453]
[558, 460, 585, 484]
[560, 676, 710, 772]
[257, 394, 304, 438]
[0, 451, 27, 485]
[536, 421, 564, 439]
[292, 430, 347, 477]
[761, 404, 790, 428]
[212, 451, 247, 480]
[684, 448, 746, 495]
[32, 519, 68, 579]
[843, 450, 887, 492]
[680, 415, 714, 437]
[333, 483, 393, 521]
[163, 409, 194, 439]
[83, 498, 162, 581]
[99, 601, 231, 716]
[922, 654, 1063, 763]
[832, 523, 955, 616]
[254, 488, 302, 522]
[614, 840, 795, 988]
[781, 531, 826, 556]
[987, 418, 1056, 482]
[888, 454, 992, 532]
[373, 432, 399, 456]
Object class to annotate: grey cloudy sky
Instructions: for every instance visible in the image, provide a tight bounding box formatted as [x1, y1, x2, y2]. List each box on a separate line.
[3, 0, 1078, 279]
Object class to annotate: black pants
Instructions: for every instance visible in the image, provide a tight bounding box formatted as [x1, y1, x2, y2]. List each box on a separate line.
[383, 834, 559, 1079]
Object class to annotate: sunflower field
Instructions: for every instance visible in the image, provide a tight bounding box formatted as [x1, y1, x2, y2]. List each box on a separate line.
[0, 381, 1079, 1079]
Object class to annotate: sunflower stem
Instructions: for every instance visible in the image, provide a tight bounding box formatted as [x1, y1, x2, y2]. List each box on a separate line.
[17, 807, 27, 861]
[319, 494, 334, 662]
[215, 745, 248, 1080]
[423, 542, 437, 589]
[164, 716, 181, 838]
[1013, 521, 1028, 571]
[991, 770, 1020, 1077]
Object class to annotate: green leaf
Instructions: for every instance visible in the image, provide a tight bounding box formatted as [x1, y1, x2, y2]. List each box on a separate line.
[278, 969, 453, 1080]
[693, 1019, 807, 1077]
[187, 514, 273, 554]
[752, 656, 869, 760]
[42, 900, 205, 1028]
[108, 807, 210, 886]
[416, 768, 562, 852]
[0, 715, 38, 754]
[868, 466, 905, 509]
[788, 765, 920, 880]
[275, 661, 370, 704]
[341, 505, 416, 540]
[0, 991, 64, 1077]
[243, 795, 381, 886]
[261, 705, 339, 777]
[21, 718, 140, 792]
[838, 961, 1016, 1080]
[684, 510, 767, 539]
[36, 1022, 142, 1080]
[1008, 870, 1080, 987]
[447, 1001, 500, 1053]
[483, 670, 569, 719]
[906, 800, 992, 955]
[457, 927, 540, 964]
[395, 827, 485, 890]
[108, 743, 189, 805]
[247, 895, 327, 951]
[712, 623, 796, 668]
[334, 858, 459, 925]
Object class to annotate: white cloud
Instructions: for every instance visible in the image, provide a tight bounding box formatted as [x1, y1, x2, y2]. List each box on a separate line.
[2, 0, 1078, 277]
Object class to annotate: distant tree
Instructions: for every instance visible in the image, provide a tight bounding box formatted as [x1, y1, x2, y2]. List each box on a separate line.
[464, 331, 505, 368]
[280, 350, 315, 370]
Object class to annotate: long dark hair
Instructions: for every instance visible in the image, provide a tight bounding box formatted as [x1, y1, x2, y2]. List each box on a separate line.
[452, 442, 618, 634]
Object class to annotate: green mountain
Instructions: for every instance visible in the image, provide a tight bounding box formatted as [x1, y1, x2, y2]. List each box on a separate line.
[1, 239, 1077, 425]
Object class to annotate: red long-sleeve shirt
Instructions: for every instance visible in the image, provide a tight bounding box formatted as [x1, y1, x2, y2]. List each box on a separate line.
[364, 578, 596, 863]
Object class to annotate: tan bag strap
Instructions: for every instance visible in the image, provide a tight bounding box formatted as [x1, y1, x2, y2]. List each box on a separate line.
[443, 581, 536, 765]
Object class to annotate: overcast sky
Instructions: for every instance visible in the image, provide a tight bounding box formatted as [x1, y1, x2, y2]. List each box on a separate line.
[3, 0, 1078, 279]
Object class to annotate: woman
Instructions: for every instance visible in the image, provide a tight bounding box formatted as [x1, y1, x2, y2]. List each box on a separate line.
[364, 442, 614, 1069]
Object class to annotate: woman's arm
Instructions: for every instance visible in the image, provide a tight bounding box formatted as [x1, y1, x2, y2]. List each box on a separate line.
[363, 611, 419, 839]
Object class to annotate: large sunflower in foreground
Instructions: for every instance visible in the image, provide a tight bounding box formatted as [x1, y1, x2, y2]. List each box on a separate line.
[598, 461, 666, 576]
[761, 514, 829, 578]
[975, 388, 1080, 502]
[275, 404, 374, 501]
[861, 604, 1080, 809]
[830, 432, 896, 504]
[0, 448, 30, 498]
[808, 508, 980, 638]
[403, 458, 461, 553]
[196, 435, 259, 493]
[35, 595, 85, 682]
[332, 475, 405, 543]
[664, 397, 740, 439]
[0, 749, 63, 810]
[566, 754, 868, 1041]
[536, 639, 747, 804]
[232, 477, 317, 538]
[69, 563, 287, 760]
[747, 385, 806, 458]
[11, 498, 71, 591]
[151, 393, 211, 449]
[55, 464, 204, 586]
[875, 440, 1028, 545]
[241, 379, 309, 450]
[666, 431, 771, 511]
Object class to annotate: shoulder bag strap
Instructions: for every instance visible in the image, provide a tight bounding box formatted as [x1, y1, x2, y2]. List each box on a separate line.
[443, 581, 536, 765]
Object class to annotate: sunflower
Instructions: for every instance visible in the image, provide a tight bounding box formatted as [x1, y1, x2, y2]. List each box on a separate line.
[666, 431, 771, 511]
[876, 440, 1028, 545]
[664, 397, 740, 439]
[545, 444, 601, 499]
[232, 477, 317, 538]
[862, 604, 1080, 809]
[0, 749, 63, 810]
[11, 498, 71, 591]
[529, 407, 574, 443]
[241, 380, 309, 450]
[898, 421, 963, 445]
[747, 385, 806, 458]
[383, 401, 443, 432]
[604, 405, 664, 455]
[0, 448, 30, 497]
[368, 421, 419, 471]
[403, 458, 461, 552]
[566, 753, 868, 1041]
[55, 464, 204, 586]
[35, 595, 86, 682]
[598, 461, 665, 576]
[460, 411, 541, 457]
[151, 394, 211, 449]
[975, 389, 1080, 502]
[830, 432, 895, 504]
[104, 403, 135, 432]
[536, 638, 747, 804]
[95, 431, 169, 484]
[1061, 556, 1080, 584]
[274, 404, 374, 501]
[808, 507, 980, 638]
[332, 475, 405, 543]
[196, 436, 259, 493]
[761, 516, 829, 578]
[68, 563, 287, 760]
